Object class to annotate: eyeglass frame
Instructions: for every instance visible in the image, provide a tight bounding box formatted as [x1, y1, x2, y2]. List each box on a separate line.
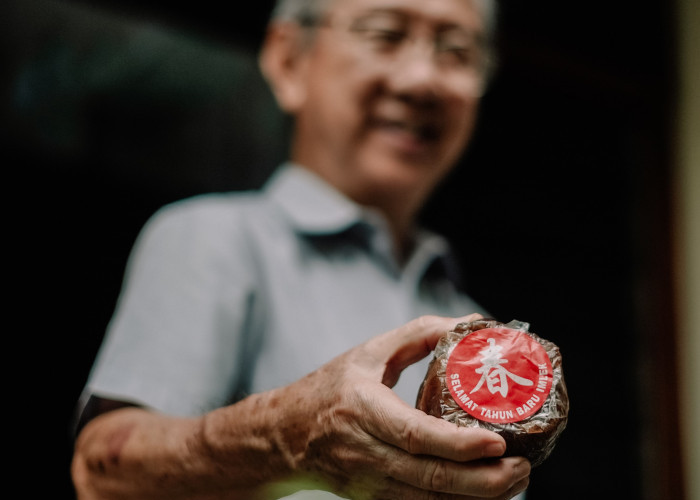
[293, 6, 498, 95]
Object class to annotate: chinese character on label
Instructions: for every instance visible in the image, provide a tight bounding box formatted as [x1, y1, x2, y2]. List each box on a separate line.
[469, 338, 534, 397]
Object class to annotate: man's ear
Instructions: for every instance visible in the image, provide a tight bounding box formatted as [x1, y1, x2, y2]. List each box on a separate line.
[259, 22, 310, 114]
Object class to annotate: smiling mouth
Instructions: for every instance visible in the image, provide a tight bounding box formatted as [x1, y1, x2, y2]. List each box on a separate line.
[374, 118, 441, 144]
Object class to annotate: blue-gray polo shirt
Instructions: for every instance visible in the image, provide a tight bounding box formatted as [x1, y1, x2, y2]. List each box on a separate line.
[80, 164, 484, 418]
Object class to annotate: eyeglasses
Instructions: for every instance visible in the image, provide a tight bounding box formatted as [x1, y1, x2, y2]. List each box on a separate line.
[301, 9, 491, 94]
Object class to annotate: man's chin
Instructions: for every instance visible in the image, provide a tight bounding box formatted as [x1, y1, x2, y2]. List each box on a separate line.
[354, 160, 443, 199]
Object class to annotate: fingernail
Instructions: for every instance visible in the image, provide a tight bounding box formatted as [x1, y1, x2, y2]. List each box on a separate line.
[484, 442, 506, 457]
[514, 458, 531, 480]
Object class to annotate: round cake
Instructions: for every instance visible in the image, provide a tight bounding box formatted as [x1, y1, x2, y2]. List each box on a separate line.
[416, 318, 569, 467]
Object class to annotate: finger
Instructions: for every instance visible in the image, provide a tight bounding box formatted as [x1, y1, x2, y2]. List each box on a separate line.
[373, 455, 530, 499]
[360, 385, 505, 461]
[370, 313, 484, 381]
[375, 480, 530, 500]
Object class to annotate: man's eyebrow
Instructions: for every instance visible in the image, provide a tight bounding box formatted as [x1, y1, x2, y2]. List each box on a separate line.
[352, 7, 407, 20]
[348, 7, 484, 41]
[357, 7, 403, 15]
[357, 9, 479, 31]
[435, 22, 486, 43]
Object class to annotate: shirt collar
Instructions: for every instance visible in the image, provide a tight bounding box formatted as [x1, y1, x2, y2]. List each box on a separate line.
[264, 163, 363, 235]
[264, 163, 462, 286]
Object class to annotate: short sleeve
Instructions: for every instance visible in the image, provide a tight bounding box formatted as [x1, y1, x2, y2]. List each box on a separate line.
[81, 196, 262, 417]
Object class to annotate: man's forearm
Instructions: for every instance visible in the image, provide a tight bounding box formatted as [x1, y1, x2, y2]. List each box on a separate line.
[71, 391, 296, 500]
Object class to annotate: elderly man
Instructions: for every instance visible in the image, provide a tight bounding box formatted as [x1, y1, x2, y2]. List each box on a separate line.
[71, 0, 530, 498]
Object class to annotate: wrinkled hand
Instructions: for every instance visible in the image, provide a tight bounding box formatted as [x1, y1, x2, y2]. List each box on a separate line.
[269, 314, 531, 499]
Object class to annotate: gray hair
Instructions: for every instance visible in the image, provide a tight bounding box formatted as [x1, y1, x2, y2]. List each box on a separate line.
[270, 0, 498, 42]
[270, 0, 335, 25]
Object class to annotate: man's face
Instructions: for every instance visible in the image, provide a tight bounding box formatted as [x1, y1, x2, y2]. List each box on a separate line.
[289, 0, 486, 209]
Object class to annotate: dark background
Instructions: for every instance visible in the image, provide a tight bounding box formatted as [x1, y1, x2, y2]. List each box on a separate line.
[3, 0, 682, 498]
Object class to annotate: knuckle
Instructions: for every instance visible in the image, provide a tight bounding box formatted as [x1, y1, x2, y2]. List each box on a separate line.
[463, 312, 483, 324]
[399, 414, 425, 454]
[415, 314, 441, 329]
[422, 459, 453, 492]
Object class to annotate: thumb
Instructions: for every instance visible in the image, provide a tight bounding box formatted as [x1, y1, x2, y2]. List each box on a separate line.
[373, 313, 483, 387]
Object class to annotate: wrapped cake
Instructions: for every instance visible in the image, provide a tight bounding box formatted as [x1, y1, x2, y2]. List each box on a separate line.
[416, 318, 569, 467]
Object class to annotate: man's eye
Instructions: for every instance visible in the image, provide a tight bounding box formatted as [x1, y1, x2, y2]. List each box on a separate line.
[357, 27, 406, 45]
[437, 39, 483, 68]
[441, 45, 476, 64]
[350, 13, 407, 47]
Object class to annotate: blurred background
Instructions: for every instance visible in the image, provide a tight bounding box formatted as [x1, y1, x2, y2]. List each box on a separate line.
[3, 0, 697, 499]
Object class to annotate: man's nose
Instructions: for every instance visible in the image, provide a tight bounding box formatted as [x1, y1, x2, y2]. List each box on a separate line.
[384, 40, 443, 99]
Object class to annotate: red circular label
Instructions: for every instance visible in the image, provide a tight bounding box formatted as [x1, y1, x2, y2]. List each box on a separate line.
[445, 327, 552, 423]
